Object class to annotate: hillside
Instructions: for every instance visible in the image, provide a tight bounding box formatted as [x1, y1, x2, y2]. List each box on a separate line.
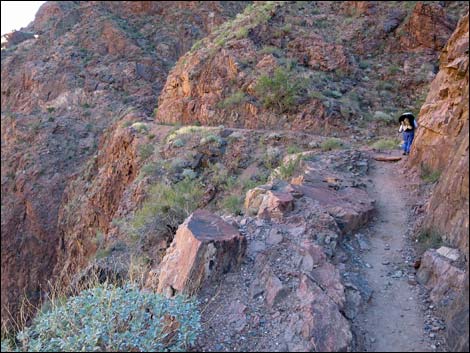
[1, 1, 469, 352]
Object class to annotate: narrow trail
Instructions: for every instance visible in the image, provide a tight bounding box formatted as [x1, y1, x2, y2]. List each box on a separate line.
[355, 160, 429, 352]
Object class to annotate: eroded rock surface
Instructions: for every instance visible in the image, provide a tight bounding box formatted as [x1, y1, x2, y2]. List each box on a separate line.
[156, 210, 246, 296]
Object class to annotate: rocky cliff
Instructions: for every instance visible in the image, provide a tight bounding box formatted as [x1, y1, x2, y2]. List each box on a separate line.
[409, 12, 469, 352]
[1, 0, 248, 329]
[409, 12, 469, 257]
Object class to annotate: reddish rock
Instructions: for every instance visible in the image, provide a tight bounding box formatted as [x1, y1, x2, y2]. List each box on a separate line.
[156, 210, 246, 296]
[264, 271, 288, 308]
[295, 275, 352, 352]
[409, 13, 469, 256]
[416, 249, 466, 303]
[400, 2, 455, 51]
[258, 191, 294, 221]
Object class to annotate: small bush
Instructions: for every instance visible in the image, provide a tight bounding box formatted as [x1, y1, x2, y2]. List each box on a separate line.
[320, 138, 344, 151]
[172, 138, 185, 148]
[255, 67, 305, 113]
[200, 134, 222, 146]
[277, 157, 301, 180]
[323, 89, 343, 99]
[15, 284, 201, 352]
[221, 195, 243, 215]
[420, 164, 441, 183]
[46, 107, 55, 113]
[287, 145, 302, 154]
[416, 227, 443, 254]
[138, 143, 154, 160]
[217, 91, 247, 109]
[131, 122, 149, 134]
[235, 27, 249, 39]
[372, 111, 394, 125]
[181, 169, 197, 180]
[131, 178, 204, 236]
[259, 45, 282, 56]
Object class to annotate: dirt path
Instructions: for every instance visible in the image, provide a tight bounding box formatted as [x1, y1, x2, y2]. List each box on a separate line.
[355, 160, 430, 352]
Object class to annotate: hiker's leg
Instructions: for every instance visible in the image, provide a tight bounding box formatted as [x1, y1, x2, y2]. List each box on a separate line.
[408, 132, 415, 153]
[402, 133, 407, 153]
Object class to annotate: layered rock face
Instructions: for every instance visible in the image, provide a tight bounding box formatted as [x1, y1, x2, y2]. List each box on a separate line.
[1, 0, 248, 328]
[409, 13, 469, 256]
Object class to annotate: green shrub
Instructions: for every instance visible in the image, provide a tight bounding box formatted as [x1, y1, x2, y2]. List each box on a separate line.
[416, 227, 443, 254]
[323, 89, 343, 99]
[200, 134, 222, 146]
[277, 157, 301, 180]
[287, 145, 302, 154]
[46, 107, 55, 113]
[131, 178, 204, 236]
[372, 111, 394, 124]
[217, 91, 247, 109]
[255, 67, 305, 113]
[138, 143, 154, 160]
[221, 195, 243, 215]
[131, 122, 149, 133]
[320, 138, 344, 151]
[172, 138, 185, 148]
[371, 138, 400, 150]
[259, 45, 282, 56]
[235, 27, 249, 39]
[420, 164, 441, 183]
[15, 284, 201, 352]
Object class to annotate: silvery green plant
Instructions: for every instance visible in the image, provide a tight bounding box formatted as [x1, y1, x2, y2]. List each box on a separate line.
[15, 284, 201, 352]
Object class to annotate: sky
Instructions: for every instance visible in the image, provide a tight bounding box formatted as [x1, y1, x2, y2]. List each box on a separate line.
[1, 1, 45, 36]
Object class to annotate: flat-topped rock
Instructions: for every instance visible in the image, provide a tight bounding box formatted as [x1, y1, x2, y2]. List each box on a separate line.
[156, 210, 246, 297]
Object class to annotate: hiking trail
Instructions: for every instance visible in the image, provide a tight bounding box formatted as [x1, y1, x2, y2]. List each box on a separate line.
[354, 158, 430, 352]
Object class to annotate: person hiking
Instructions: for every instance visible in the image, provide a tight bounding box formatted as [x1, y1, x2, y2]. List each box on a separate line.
[398, 112, 418, 155]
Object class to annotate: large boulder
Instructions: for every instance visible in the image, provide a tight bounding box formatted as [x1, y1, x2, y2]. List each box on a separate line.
[156, 210, 246, 297]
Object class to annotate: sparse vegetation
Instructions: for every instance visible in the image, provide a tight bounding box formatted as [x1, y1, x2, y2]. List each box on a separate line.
[255, 67, 305, 113]
[416, 227, 443, 254]
[138, 143, 154, 161]
[217, 91, 247, 109]
[320, 138, 344, 151]
[131, 122, 149, 134]
[372, 111, 395, 125]
[276, 156, 301, 180]
[221, 195, 243, 215]
[13, 284, 201, 352]
[131, 177, 204, 238]
[371, 138, 401, 150]
[420, 164, 441, 183]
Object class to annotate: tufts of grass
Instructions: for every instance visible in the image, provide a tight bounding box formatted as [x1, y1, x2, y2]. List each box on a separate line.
[420, 164, 441, 183]
[217, 91, 247, 109]
[371, 138, 401, 150]
[320, 138, 344, 151]
[416, 227, 443, 254]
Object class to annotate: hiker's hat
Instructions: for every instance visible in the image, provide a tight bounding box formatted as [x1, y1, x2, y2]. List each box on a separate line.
[398, 112, 415, 122]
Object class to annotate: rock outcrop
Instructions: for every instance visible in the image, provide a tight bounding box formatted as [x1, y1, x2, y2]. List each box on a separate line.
[156, 210, 246, 296]
[417, 248, 466, 303]
[409, 12, 468, 255]
[409, 12, 469, 352]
